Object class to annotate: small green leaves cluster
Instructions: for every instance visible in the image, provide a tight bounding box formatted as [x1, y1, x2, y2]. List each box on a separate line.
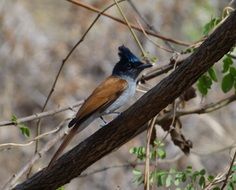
[197, 55, 236, 95]
[130, 140, 166, 185]
[197, 67, 217, 95]
[196, 15, 236, 96]
[129, 140, 166, 161]
[132, 164, 236, 190]
[130, 140, 236, 189]
[11, 114, 30, 137]
[221, 55, 236, 93]
[132, 165, 211, 189]
[150, 167, 209, 189]
[203, 17, 221, 36]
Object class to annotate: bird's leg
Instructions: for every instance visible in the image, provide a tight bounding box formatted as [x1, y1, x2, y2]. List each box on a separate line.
[100, 116, 107, 127]
[99, 112, 121, 127]
[112, 111, 121, 115]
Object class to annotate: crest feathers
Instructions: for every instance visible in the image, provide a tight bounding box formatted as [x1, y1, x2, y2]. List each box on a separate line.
[118, 45, 140, 63]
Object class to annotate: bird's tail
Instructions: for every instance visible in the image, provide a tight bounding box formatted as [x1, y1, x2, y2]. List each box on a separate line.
[47, 125, 80, 168]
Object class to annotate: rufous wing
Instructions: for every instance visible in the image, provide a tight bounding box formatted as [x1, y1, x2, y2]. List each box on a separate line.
[74, 76, 128, 124]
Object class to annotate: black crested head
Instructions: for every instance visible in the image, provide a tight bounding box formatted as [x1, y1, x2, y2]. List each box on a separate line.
[118, 45, 140, 63]
[112, 45, 152, 79]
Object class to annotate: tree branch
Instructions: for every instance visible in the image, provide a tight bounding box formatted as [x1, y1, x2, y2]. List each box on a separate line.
[0, 101, 83, 127]
[13, 10, 236, 190]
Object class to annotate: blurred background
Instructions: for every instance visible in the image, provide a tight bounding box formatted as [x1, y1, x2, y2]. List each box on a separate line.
[0, 0, 235, 189]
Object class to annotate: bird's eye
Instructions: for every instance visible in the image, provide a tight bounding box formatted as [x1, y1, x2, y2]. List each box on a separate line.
[126, 63, 132, 69]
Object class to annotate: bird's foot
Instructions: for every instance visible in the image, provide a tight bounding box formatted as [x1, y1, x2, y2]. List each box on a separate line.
[99, 116, 107, 127]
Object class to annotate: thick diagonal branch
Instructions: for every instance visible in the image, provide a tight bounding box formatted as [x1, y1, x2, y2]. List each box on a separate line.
[13, 10, 236, 190]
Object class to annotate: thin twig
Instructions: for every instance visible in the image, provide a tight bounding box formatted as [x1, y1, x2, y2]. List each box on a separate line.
[221, 150, 236, 190]
[160, 101, 177, 144]
[0, 142, 34, 150]
[176, 94, 236, 116]
[144, 116, 157, 190]
[0, 127, 61, 151]
[67, 0, 190, 46]
[113, 0, 146, 57]
[127, 0, 175, 51]
[205, 150, 236, 189]
[155, 94, 236, 123]
[80, 153, 183, 178]
[0, 101, 83, 127]
[140, 53, 191, 83]
[192, 143, 236, 156]
[136, 19, 174, 53]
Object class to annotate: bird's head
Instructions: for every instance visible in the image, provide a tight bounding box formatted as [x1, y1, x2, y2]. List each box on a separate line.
[112, 45, 152, 80]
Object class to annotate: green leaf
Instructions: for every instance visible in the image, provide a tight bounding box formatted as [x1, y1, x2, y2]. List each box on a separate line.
[230, 67, 236, 77]
[129, 147, 137, 154]
[129, 146, 146, 160]
[197, 82, 208, 95]
[213, 187, 221, 190]
[185, 183, 194, 190]
[207, 175, 215, 182]
[223, 56, 233, 73]
[157, 148, 166, 159]
[199, 176, 206, 188]
[227, 182, 234, 190]
[192, 171, 200, 181]
[174, 177, 180, 186]
[19, 124, 30, 137]
[157, 173, 166, 187]
[203, 18, 221, 35]
[232, 173, 236, 183]
[200, 75, 212, 88]
[181, 173, 187, 182]
[197, 75, 213, 95]
[132, 169, 142, 176]
[11, 114, 18, 124]
[199, 169, 206, 175]
[232, 165, 236, 171]
[153, 139, 164, 147]
[137, 147, 146, 160]
[186, 166, 192, 174]
[165, 174, 172, 187]
[208, 67, 218, 82]
[222, 73, 234, 93]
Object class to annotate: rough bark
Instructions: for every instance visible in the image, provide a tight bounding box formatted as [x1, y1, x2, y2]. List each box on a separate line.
[14, 10, 236, 190]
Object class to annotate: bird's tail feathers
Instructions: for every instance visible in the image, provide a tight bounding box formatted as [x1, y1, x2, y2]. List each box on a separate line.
[47, 116, 93, 168]
[47, 125, 79, 168]
[68, 118, 77, 128]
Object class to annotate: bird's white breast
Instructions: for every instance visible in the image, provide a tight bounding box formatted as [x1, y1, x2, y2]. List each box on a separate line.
[104, 76, 136, 114]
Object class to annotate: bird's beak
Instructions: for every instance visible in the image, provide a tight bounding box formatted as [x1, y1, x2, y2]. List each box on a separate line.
[137, 62, 153, 69]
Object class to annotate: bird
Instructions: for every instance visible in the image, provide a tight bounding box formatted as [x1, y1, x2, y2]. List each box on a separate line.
[48, 45, 152, 167]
